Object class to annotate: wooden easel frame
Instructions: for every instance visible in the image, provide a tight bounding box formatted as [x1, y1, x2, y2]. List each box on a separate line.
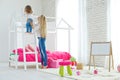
[88, 42, 114, 72]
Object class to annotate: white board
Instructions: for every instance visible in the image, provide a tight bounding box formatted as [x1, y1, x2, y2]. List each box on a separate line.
[91, 42, 111, 56]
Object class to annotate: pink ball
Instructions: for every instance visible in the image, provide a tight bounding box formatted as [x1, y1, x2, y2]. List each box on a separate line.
[117, 65, 120, 72]
[76, 71, 80, 75]
[94, 70, 98, 74]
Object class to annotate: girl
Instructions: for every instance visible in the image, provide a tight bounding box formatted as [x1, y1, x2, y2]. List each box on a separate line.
[24, 5, 34, 33]
[37, 15, 48, 68]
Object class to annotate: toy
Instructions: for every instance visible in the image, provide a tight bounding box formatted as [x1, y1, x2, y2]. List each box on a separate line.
[70, 56, 77, 66]
[76, 71, 80, 75]
[76, 63, 83, 70]
[93, 69, 98, 74]
[71, 67, 75, 70]
[117, 64, 120, 72]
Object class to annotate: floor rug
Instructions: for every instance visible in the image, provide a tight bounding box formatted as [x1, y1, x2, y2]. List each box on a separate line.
[39, 66, 120, 80]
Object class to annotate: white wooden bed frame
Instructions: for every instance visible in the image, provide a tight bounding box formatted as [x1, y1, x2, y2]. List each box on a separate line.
[8, 16, 73, 70]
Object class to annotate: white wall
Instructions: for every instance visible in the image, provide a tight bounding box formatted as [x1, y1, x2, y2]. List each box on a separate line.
[86, 0, 108, 66]
[87, 0, 108, 42]
[41, 0, 56, 17]
[0, 0, 42, 62]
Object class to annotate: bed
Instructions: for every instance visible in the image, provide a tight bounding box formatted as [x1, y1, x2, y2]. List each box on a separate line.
[9, 45, 71, 68]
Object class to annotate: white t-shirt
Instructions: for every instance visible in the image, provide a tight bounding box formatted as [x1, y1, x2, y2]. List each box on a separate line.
[26, 14, 38, 24]
[33, 24, 41, 37]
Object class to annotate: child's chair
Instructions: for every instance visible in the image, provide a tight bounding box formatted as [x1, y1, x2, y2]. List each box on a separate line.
[59, 60, 72, 77]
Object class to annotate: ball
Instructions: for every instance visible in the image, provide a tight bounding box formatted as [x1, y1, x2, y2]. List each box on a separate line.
[76, 71, 80, 75]
[94, 69, 98, 74]
[117, 65, 120, 72]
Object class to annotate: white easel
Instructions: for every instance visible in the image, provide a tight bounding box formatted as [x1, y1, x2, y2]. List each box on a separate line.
[89, 42, 114, 72]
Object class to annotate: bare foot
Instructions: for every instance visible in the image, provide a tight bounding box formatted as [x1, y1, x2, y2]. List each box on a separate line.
[42, 66, 48, 69]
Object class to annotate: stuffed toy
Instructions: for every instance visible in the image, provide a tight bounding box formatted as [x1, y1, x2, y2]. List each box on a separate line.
[70, 56, 77, 66]
[76, 63, 83, 70]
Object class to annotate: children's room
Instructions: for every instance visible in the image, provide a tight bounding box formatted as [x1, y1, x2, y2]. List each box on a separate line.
[0, 0, 120, 80]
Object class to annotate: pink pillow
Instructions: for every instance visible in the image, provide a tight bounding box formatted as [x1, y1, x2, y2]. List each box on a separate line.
[27, 44, 35, 52]
[12, 48, 23, 55]
[25, 46, 31, 52]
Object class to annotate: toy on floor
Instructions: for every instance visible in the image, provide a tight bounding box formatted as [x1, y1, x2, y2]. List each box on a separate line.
[76, 63, 83, 70]
[117, 64, 120, 72]
[70, 56, 77, 66]
[93, 69, 98, 74]
[76, 70, 80, 76]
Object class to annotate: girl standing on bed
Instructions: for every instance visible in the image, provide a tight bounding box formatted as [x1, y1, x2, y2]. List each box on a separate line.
[37, 15, 48, 68]
[24, 5, 34, 33]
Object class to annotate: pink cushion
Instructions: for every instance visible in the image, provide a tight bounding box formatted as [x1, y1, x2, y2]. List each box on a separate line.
[48, 58, 63, 68]
[59, 61, 71, 66]
[27, 44, 35, 52]
[25, 46, 32, 52]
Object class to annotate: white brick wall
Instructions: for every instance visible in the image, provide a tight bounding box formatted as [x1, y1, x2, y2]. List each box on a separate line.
[87, 0, 107, 42]
[86, 0, 108, 66]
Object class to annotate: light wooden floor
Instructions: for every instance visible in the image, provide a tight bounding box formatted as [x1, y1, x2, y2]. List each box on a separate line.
[0, 63, 74, 80]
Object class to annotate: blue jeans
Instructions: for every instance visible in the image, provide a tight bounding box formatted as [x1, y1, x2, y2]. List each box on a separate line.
[26, 23, 32, 32]
[26, 18, 33, 32]
[38, 37, 47, 66]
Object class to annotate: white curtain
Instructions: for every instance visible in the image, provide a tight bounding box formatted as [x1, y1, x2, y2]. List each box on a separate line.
[77, 0, 88, 64]
[110, 0, 120, 69]
[56, 0, 88, 64]
[56, 0, 79, 59]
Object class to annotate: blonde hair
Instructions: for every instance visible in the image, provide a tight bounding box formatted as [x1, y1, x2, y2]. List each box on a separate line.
[38, 15, 47, 38]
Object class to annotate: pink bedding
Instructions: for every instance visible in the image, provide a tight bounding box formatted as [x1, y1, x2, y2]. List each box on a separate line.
[12, 48, 71, 65]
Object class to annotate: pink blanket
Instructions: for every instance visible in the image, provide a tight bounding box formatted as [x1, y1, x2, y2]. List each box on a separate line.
[12, 48, 71, 63]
